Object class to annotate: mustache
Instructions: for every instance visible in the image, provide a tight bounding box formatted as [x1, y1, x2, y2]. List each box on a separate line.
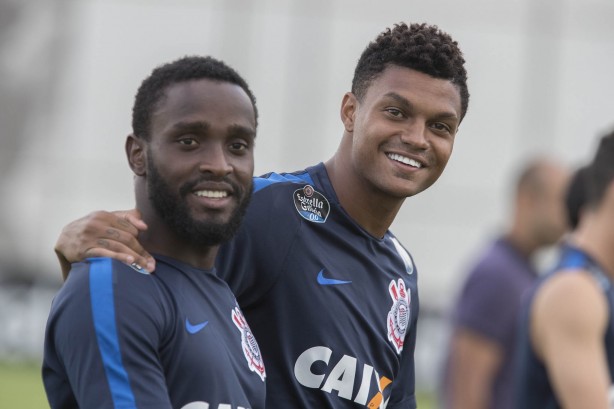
[179, 175, 251, 198]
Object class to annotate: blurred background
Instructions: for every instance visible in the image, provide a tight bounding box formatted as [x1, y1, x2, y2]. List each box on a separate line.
[1, 0, 613, 407]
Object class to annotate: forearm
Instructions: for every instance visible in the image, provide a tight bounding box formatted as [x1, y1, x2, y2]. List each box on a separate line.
[448, 328, 501, 409]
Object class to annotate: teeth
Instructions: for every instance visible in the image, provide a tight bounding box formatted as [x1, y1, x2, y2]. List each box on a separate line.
[194, 190, 228, 198]
[388, 153, 422, 168]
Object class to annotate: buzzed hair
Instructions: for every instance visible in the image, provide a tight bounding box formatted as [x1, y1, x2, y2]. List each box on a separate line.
[565, 165, 590, 229]
[352, 22, 469, 121]
[132, 55, 258, 140]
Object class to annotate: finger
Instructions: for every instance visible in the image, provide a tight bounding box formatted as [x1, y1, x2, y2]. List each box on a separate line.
[95, 227, 153, 264]
[82, 247, 153, 274]
[115, 209, 148, 232]
[56, 210, 155, 271]
[83, 239, 155, 273]
[83, 211, 155, 271]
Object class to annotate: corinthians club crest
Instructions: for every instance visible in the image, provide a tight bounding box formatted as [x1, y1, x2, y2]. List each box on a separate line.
[387, 279, 411, 354]
[232, 305, 266, 381]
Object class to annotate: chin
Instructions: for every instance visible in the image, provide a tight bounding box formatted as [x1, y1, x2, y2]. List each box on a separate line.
[388, 181, 430, 199]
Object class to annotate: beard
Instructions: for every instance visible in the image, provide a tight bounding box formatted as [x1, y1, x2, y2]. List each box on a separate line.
[146, 158, 252, 247]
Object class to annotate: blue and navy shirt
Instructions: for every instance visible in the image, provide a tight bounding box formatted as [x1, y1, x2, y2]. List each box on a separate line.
[216, 163, 419, 408]
[514, 245, 614, 409]
[43, 255, 266, 409]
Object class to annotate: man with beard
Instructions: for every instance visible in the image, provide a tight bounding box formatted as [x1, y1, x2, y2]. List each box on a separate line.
[42, 56, 266, 409]
[53, 22, 469, 408]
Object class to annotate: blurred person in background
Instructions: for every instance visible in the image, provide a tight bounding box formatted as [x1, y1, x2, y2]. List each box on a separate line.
[52, 22, 470, 409]
[440, 157, 570, 409]
[514, 129, 614, 409]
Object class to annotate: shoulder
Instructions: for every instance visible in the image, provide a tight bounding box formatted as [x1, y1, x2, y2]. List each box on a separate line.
[532, 269, 608, 346]
[60, 257, 160, 307]
[476, 240, 524, 271]
[253, 168, 315, 194]
[464, 240, 531, 287]
[240, 167, 326, 231]
[534, 270, 607, 319]
[385, 233, 417, 275]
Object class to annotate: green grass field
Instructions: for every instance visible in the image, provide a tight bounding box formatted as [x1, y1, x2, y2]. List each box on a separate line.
[0, 360, 48, 409]
[0, 359, 435, 408]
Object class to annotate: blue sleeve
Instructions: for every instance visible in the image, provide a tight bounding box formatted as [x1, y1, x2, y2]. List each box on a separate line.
[43, 258, 173, 409]
[216, 185, 302, 307]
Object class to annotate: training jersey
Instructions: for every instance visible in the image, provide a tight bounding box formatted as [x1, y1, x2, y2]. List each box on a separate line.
[216, 162, 419, 409]
[514, 245, 614, 409]
[43, 256, 266, 409]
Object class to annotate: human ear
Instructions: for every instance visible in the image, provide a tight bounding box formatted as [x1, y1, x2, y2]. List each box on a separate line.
[125, 134, 147, 176]
[340, 92, 357, 133]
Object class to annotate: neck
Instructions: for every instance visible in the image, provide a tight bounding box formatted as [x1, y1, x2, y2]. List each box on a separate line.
[324, 153, 404, 239]
[135, 195, 218, 270]
[138, 221, 219, 271]
[505, 225, 540, 258]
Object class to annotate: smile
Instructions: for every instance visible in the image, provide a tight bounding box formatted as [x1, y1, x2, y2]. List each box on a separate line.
[387, 153, 422, 168]
[194, 190, 229, 198]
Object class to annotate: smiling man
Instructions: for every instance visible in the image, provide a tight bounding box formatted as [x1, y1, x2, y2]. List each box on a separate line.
[42, 56, 266, 409]
[54, 23, 470, 408]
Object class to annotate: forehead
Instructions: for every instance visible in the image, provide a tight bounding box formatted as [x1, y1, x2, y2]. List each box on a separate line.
[364, 65, 462, 118]
[151, 79, 256, 133]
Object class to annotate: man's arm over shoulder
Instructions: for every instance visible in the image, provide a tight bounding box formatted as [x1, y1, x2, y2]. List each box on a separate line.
[43, 258, 171, 408]
[531, 270, 611, 409]
[54, 210, 154, 280]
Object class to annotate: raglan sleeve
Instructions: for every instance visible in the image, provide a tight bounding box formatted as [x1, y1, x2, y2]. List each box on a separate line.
[42, 258, 173, 409]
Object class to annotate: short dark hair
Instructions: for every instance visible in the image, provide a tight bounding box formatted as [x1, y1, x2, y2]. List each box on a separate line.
[352, 22, 469, 121]
[132, 55, 258, 140]
[565, 165, 589, 229]
[586, 129, 614, 207]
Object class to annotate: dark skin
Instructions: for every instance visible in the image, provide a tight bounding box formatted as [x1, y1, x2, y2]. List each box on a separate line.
[55, 66, 462, 274]
[56, 78, 256, 277]
[129, 78, 255, 269]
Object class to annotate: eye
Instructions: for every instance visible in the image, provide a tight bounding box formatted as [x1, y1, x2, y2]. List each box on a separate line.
[178, 136, 198, 146]
[385, 107, 404, 118]
[430, 122, 453, 134]
[229, 140, 251, 153]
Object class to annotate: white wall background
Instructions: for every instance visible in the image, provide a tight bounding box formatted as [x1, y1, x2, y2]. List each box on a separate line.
[1, 0, 613, 389]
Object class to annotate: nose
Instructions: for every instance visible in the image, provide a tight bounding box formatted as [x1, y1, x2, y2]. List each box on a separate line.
[198, 142, 233, 177]
[400, 121, 429, 150]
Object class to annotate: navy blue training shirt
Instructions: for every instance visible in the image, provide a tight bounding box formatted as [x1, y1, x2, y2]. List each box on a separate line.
[216, 162, 419, 408]
[43, 255, 266, 409]
[514, 245, 614, 409]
